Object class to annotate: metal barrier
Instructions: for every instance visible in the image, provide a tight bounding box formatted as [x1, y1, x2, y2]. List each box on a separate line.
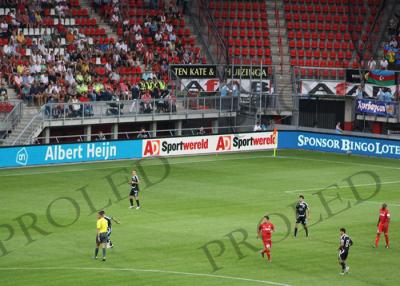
[33, 125, 259, 143]
[0, 100, 23, 140]
[40, 95, 240, 122]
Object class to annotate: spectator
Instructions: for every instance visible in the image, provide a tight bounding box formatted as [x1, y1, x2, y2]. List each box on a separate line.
[368, 57, 377, 70]
[254, 121, 263, 132]
[377, 88, 385, 101]
[137, 127, 149, 138]
[380, 58, 388, 70]
[356, 85, 364, 99]
[97, 131, 106, 141]
[197, 126, 206, 135]
[70, 95, 81, 117]
[335, 122, 343, 134]
[0, 84, 7, 99]
[220, 81, 231, 97]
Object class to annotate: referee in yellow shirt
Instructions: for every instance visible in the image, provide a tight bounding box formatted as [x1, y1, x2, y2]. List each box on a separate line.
[94, 211, 108, 261]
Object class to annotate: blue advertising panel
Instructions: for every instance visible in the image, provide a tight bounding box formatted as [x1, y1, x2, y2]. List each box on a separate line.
[356, 99, 396, 117]
[278, 131, 400, 159]
[0, 140, 142, 168]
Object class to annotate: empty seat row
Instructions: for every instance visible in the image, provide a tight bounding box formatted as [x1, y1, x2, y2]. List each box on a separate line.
[19, 28, 54, 36]
[216, 20, 268, 30]
[287, 22, 352, 32]
[231, 58, 273, 65]
[228, 38, 271, 48]
[228, 48, 271, 57]
[290, 59, 359, 69]
[223, 29, 270, 39]
[213, 11, 267, 20]
[0, 8, 15, 15]
[289, 40, 355, 50]
[285, 4, 360, 14]
[288, 31, 352, 41]
[209, 2, 266, 11]
[284, 0, 365, 6]
[290, 49, 353, 60]
[79, 28, 106, 36]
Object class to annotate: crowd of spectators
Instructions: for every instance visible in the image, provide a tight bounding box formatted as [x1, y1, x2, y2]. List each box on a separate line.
[0, 0, 198, 118]
[382, 9, 400, 70]
[98, 0, 204, 68]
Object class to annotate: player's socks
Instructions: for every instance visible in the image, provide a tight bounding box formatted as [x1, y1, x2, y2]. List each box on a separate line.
[375, 234, 380, 247]
[294, 227, 298, 237]
[266, 250, 271, 261]
[129, 199, 134, 207]
[102, 248, 106, 258]
[136, 199, 140, 207]
[384, 234, 389, 247]
[304, 227, 309, 237]
[94, 248, 99, 257]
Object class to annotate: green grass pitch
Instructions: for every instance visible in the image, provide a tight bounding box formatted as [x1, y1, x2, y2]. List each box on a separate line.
[0, 150, 399, 286]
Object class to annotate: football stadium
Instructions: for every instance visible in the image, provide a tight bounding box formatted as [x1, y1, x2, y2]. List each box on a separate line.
[0, 0, 399, 285]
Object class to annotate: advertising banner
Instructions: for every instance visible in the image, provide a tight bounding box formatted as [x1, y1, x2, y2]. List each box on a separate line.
[180, 78, 220, 92]
[278, 131, 400, 159]
[142, 131, 277, 157]
[300, 80, 397, 98]
[170, 65, 217, 79]
[356, 99, 397, 116]
[225, 66, 271, 79]
[0, 140, 142, 168]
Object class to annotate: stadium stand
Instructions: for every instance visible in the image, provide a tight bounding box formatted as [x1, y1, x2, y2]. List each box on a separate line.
[0, 0, 203, 110]
[382, 8, 400, 70]
[284, 0, 382, 78]
[208, 0, 272, 65]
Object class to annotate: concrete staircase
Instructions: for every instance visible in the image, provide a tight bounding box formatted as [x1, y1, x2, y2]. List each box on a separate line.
[184, 14, 215, 64]
[266, 0, 294, 115]
[3, 105, 43, 145]
[79, 0, 118, 40]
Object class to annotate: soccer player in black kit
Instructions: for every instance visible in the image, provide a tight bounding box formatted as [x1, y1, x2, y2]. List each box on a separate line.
[338, 228, 353, 275]
[128, 170, 140, 209]
[294, 195, 310, 237]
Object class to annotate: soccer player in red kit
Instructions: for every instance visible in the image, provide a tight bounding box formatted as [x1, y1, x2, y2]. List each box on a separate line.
[374, 203, 390, 248]
[257, 215, 274, 262]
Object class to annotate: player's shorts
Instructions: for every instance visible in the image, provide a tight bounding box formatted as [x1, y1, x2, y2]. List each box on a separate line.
[338, 249, 348, 261]
[296, 216, 307, 225]
[378, 222, 389, 234]
[262, 239, 272, 249]
[130, 187, 139, 197]
[96, 233, 108, 245]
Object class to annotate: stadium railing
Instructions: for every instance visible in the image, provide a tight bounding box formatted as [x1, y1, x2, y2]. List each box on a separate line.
[39, 96, 240, 122]
[32, 125, 259, 144]
[0, 100, 23, 140]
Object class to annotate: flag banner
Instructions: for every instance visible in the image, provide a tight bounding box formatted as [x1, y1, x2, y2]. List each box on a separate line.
[365, 70, 396, 86]
[356, 99, 397, 117]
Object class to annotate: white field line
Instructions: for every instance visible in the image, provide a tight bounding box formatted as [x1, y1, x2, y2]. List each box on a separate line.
[0, 267, 293, 286]
[0, 154, 275, 177]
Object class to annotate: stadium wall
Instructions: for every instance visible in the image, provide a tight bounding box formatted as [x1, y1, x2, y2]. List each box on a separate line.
[2, 130, 400, 168]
